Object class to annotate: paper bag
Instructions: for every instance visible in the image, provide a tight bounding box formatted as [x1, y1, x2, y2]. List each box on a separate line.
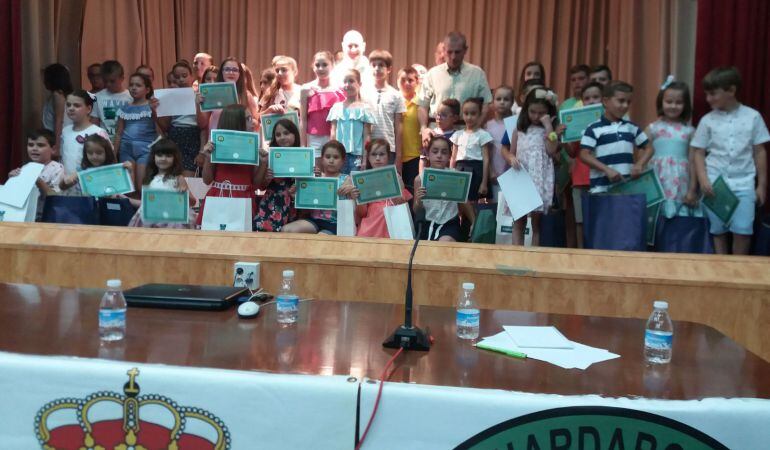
[495, 193, 532, 246]
[201, 196, 252, 232]
[185, 177, 211, 204]
[0, 188, 39, 223]
[336, 199, 357, 237]
[384, 202, 415, 240]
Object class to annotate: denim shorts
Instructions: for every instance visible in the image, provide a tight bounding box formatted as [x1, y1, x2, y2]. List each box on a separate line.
[119, 139, 152, 165]
[705, 188, 755, 235]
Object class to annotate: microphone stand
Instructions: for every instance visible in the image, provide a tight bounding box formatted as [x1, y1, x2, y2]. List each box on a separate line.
[383, 211, 431, 351]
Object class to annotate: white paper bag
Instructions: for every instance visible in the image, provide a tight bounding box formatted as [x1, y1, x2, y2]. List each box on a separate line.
[201, 196, 252, 232]
[0, 187, 39, 223]
[384, 202, 415, 240]
[336, 199, 357, 237]
[185, 177, 211, 208]
[495, 193, 531, 246]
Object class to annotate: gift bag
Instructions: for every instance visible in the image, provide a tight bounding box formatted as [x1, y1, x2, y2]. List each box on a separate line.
[655, 208, 714, 254]
[384, 202, 415, 240]
[539, 208, 566, 248]
[98, 197, 137, 226]
[751, 212, 770, 256]
[471, 208, 496, 244]
[495, 193, 532, 246]
[336, 199, 357, 237]
[201, 196, 252, 231]
[0, 187, 38, 222]
[41, 196, 100, 225]
[583, 193, 646, 251]
[185, 174, 210, 206]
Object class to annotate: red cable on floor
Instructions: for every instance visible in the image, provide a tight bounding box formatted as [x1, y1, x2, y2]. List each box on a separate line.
[355, 347, 404, 450]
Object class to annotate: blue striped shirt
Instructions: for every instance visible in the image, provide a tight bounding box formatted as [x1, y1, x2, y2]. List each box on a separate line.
[580, 116, 648, 191]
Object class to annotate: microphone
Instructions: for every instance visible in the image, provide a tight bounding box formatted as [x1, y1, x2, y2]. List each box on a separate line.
[383, 206, 431, 351]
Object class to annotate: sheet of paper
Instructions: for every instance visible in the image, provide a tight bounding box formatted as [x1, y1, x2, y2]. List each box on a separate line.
[496, 167, 543, 220]
[154, 88, 197, 117]
[503, 326, 574, 349]
[0, 163, 44, 208]
[503, 115, 518, 145]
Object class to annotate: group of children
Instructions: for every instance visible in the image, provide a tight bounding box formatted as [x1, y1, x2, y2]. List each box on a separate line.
[12, 33, 769, 254]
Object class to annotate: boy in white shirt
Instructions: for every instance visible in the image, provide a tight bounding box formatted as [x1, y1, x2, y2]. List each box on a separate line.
[361, 50, 406, 170]
[90, 60, 132, 142]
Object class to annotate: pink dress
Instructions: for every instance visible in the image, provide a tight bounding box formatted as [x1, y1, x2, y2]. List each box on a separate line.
[356, 188, 413, 238]
[516, 126, 554, 212]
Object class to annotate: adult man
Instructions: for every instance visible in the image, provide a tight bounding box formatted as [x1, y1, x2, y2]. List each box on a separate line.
[417, 32, 492, 146]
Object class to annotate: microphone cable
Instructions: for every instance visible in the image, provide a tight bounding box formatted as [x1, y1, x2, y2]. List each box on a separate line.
[354, 346, 404, 450]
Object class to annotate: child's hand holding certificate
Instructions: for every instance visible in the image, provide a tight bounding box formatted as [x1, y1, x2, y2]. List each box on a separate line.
[702, 175, 739, 224]
[351, 166, 402, 204]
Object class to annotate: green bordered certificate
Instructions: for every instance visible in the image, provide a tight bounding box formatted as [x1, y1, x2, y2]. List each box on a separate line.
[702, 175, 739, 224]
[295, 177, 338, 210]
[608, 169, 665, 207]
[261, 111, 299, 142]
[422, 168, 471, 203]
[269, 147, 315, 177]
[559, 104, 604, 143]
[78, 164, 134, 197]
[141, 189, 189, 223]
[199, 82, 238, 111]
[646, 202, 661, 246]
[351, 165, 401, 204]
[210, 130, 260, 165]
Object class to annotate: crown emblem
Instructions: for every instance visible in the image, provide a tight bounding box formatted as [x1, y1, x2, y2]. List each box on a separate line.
[35, 368, 231, 450]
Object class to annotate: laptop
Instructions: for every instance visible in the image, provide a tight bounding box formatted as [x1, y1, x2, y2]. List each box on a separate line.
[124, 284, 248, 311]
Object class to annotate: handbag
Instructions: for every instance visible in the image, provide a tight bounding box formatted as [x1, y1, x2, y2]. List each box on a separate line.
[655, 207, 714, 254]
[383, 201, 415, 240]
[583, 193, 646, 251]
[201, 196, 252, 232]
[336, 199, 357, 237]
[41, 195, 100, 225]
[98, 197, 137, 226]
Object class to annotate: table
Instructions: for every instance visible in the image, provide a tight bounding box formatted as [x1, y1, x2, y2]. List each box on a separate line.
[0, 283, 768, 449]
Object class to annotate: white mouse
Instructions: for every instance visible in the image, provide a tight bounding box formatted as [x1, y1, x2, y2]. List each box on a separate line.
[237, 301, 260, 319]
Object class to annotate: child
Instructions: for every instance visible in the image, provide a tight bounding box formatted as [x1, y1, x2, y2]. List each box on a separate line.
[397, 66, 422, 192]
[515, 62, 546, 114]
[60, 90, 110, 174]
[330, 30, 370, 87]
[579, 81, 650, 193]
[128, 138, 194, 228]
[115, 72, 160, 192]
[204, 58, 259, 133]
[254, 119, 301, 232]
[561, 64, 590, 111]
[282, 140, 358, 234]
[258, 56, 301, 116]
[86, 63, 104, 94]
[692, 66, 769, 255]
[202, 66, 219, 84]
[589, 65, 612, 86]
[197, 104, 260, 227]
[413, 136, 475, 241]
[8, 129, 64, 220]
[646, 78, 697, 219]
[425, 98, 460, 172]
[327, 69, 375, 174]
[450, 98, 493, 202]
[258, 68, 275, 98]
[502, 88, 562, 246]
[159, 61, 205, 176]
[135, 65, 155, 83]
[300, 51, 345, 160]
[355, 139, 412, 238]
[41, 63, 73, 150]
[484, 85, 515, 200]
[192, 52, 214, 90]
[60, 134, 127, 195]
[91, 60, 132, 141]
[361, 50, 406, 169]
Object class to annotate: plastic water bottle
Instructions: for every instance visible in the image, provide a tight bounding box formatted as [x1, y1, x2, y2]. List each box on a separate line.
[276, 270, 299, 324]
[99, 279, 127, 341]
[456, 282, 480, 340]
[644, 300, 673, 364]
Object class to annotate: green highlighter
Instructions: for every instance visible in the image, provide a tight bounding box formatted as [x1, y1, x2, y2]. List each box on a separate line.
[475, 342, 527, 359]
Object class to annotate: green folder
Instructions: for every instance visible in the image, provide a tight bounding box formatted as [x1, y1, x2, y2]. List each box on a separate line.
[558, 104, 604, 143]
[702, 175, 739, 224]
[351, 166, 402, 204]
[295, 177, 338, 210]
[422, 168, 471, 202]
[608, 169, 665, 207]
[78, 164, 134, 197]
[199, 82, 238, 111]
[646, 202, 661, 246]
[261, 111, 299, 142]
[141, 189, 189, 223]
[268, 147, 315, 177]
[210, 130, 260, 165]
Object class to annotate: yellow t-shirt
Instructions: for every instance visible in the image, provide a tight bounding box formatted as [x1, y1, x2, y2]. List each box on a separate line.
[402, 97, 421, 161]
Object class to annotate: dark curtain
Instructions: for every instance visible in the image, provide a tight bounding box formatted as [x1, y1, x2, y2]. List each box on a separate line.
[0, 0, 23, 182]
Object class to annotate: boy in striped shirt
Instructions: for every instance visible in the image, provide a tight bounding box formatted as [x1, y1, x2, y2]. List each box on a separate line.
[579, 81, 650, 192]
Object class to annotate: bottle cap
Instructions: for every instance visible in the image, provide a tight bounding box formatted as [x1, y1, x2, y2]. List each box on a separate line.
[107, 279, 122, 289]
[462, 282, 475, 290]
[654, 300, 668, 309]
[282, 270, 295, 278]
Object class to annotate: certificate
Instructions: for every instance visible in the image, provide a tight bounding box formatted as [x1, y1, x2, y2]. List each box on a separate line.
[608, 169, 664, 207]
[141, 189, 189, 223]
[198, 82, 238, 111]
[78, 164, 134, 197]
[559, 104, 604, 143]
[646, 202, 661, 246]
[210, 130, 260, 165]
[269, 147, 315, 177]
[702, 175, 739, 224]
[351, 166, 402, 204]
[260, 111, 299, 142]
[422, 168, 471, 203]
[295, 177, 338, 210]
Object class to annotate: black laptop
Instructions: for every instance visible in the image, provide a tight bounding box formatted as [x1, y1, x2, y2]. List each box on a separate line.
[124, 284, 248, 310]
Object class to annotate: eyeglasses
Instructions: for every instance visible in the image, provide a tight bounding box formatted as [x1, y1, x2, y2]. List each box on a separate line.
[222, 67, 240, 73]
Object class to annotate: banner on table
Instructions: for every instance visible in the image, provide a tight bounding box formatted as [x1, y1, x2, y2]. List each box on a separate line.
[359, 380, 769, 450]
[0, 351, 357, 450]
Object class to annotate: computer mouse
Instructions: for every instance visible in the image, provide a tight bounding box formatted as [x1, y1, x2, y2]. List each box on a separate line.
[237, 301, 260, 319]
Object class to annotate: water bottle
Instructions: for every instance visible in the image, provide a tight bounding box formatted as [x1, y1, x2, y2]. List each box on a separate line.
[644, 300, 673, 364]
[276, 270, 299, 324]
[99, 279, 127, 341]
[456, 282, 480, 340]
